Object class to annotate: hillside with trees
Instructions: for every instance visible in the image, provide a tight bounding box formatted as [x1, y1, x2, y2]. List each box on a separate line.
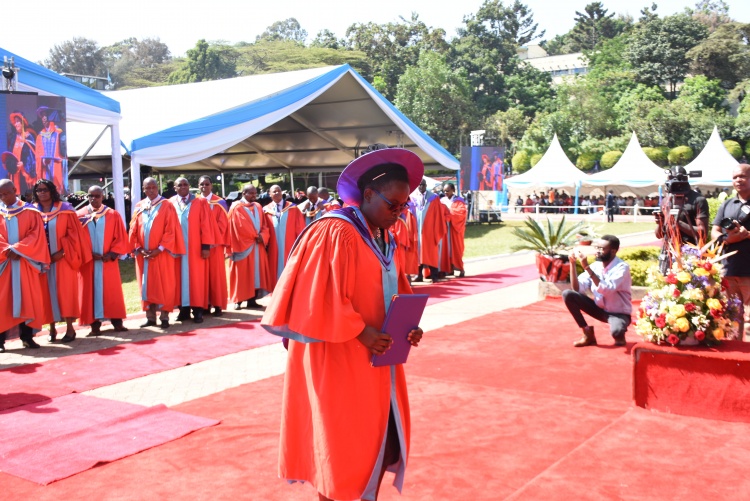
[42, 1, 750, 169]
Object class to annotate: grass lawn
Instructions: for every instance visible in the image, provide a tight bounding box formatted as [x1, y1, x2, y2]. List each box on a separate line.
[464, 220, 656, 258]
[118, 220, 656, 312]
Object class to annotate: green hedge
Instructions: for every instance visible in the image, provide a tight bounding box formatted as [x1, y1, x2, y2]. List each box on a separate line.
[619, 246, 660, 287]
[576, 152, 598, 171]
[642, 147, 668, 166]
[668, 146, 694, 166]
[530, 153, 543, 167]
[708, 197, 722, 224]
[723, 140, 743, 159]
[600, 150, 623, 169]
[512, 150, 531, 173]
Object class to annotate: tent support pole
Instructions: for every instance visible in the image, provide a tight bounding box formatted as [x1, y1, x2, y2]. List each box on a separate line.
[220, 172, 226, 198]
[131, 159, 142, 207]
[109, 124, 126, 224]
[68, 125, 110, 177]
[290, 170, 295, 194]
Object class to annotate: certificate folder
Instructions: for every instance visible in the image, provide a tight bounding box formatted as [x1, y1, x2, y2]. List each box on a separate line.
[371, 294, 429, 367]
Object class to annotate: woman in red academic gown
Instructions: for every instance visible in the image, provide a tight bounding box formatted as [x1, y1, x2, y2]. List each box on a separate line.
[262, 146, 425, 501]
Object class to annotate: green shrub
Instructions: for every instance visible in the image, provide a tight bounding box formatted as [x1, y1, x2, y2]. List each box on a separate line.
[746, 140, 750, 156]
[530, 153, 543, 167]
[723, 140, 742, 159]
[708, 197, 722, 224]
[512, 150, 531, 173]
[643, 147, 669, 166]
[668, 146, 694, 166]
[619, 246, 660, 287]
[600, 150, 623, 169]
[576, 152, 598, 171]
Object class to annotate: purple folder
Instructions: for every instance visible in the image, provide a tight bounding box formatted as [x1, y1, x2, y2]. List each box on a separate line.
[371, 294, 429, 367]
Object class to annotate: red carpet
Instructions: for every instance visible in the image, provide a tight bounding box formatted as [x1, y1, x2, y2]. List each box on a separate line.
[633, 341, 750, 423]
[0, 393, 218, 485]
[416, 264, 539, 305]
[4, 299, 750, 499]
[0, 320, 279, 412]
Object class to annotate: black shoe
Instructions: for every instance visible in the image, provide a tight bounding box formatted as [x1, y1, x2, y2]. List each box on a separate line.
[613, 336, 627, 347]
[246, 299, 259, 309]
[193, 310, 204, 324]
[213, 307, 223, 317]
[61, 332, 76, 343]
[159, 320, 170, 330]
[111, 321, 129, 332]
[88, 320, 102, 337]
[48, 333, 57, 343]
[234, 303, 243, 310]
[413, 275, 424, 283]
[140, 320, 157, 328]
[176, 308, 191, 322]
[22, 338, 41, 349]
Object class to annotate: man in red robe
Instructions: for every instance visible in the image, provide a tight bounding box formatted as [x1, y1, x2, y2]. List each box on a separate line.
[0, 179, 50, 351]
[263, 184, 305, 280]
[129, 177, 185, 329]
[171, 177, 215, 323]
[442, 182, 467, 277]
[198, 175, 230, 316]
[77, 186, 130, 336]
[261, 145, 425, 501]
[228, 184, 275, 309]
[410, 179, 446, 282]
[437, 200, 453, 277]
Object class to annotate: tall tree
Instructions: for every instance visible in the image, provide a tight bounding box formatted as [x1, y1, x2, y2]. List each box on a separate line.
[311, 29, 342, 50]
[346, 13, 448, 100]
[689, 0, 733, 33]
[626, 13, 708, 98]
[394, 51, 476, 154]
[256, 18, 308, 44]
[103, 37, 171, 88]
[168, 39, 238, 84]
[568, 2, 622, 51]
[503, 60, 554, 117]
[452, 0, 544, 117]
[44, 37, 106, 76]
[688, 22, 750, 89]
[484, 107, 530, 154]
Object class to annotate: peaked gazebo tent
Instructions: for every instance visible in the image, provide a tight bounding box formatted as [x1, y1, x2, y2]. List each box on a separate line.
[583, 132, 667, 195]
[505, 134, 588, 191]
[67, 65, 459, 206]
[0, 47, 124, 219]
[686, 126, 738, 187]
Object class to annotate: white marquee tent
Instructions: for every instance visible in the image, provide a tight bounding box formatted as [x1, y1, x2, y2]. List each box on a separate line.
[686, 126, 738, 187]
[0, 47, 124, 218]
[67, 64, 459, 206]
[583, 132, 667, 195]
[505, 133, 588, 190]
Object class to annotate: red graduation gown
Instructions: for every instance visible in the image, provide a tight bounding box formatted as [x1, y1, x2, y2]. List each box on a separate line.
[0, 201, 50, 331]
[261, 217, 413, 500]
[171, 195, 215, 309]
[201, 195, 230, 310]
[228, 200, 275, 303]
[128, 196, 186, 312]
[77, 205, 129, 324]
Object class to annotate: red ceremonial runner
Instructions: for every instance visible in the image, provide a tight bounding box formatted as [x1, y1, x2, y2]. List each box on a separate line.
[0, 393, 218, 485]
[416, 264, 539, 305]
[0, 321, 279, 412]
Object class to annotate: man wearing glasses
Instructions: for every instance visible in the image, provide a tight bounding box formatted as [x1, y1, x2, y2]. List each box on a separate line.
[77, 186, 130, 336]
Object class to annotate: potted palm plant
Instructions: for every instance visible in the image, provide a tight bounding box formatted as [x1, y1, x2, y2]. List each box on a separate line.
[511, 216, 588, 282]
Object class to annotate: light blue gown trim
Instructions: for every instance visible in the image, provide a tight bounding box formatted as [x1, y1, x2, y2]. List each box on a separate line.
[274, 210, 289, 280]
[177, 200, 192, 306]
[47, 216, 62, 322]
[261, 324, 322, 343]
[87, 215, 107, 319]
[140, 202, 162, 304]
[244, 206, 262, 290]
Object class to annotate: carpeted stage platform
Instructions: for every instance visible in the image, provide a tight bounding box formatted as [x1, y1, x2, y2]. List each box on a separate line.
[5, 298, 750, 499]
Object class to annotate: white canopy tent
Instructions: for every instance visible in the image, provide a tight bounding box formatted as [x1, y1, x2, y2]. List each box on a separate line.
[67, 65, 459, 206]
[686, 126, 738, 187]
[0, 47, 124, 219]
[505, 133, 589, 191]
[583, 132, 667, 196]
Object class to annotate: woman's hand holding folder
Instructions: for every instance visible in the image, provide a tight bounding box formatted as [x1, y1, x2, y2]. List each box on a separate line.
[357, 326, 393, 355]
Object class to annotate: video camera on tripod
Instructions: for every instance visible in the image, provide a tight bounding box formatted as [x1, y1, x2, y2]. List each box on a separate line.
[653, 166, 703, 219]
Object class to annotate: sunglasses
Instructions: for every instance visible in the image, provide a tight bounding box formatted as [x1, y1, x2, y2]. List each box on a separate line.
[371, 189, 409, 213]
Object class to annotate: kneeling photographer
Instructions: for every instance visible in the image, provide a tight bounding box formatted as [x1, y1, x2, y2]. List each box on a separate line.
[712, 163, 750, 340]
[654, 166, 709, 273]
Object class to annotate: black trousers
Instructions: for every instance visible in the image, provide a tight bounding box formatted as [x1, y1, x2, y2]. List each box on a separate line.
[562, 289, 631, 338]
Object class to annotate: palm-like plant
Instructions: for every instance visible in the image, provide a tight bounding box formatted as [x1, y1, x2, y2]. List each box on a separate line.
[511, 216, 588, 256]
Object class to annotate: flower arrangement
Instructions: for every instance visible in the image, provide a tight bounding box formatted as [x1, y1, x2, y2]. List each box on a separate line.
[636, 241, 742, 346]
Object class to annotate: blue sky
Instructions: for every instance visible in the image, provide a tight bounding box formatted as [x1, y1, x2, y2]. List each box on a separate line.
[5, 0, 750, 63]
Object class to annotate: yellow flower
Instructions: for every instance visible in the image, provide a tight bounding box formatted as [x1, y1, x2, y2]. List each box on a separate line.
[674, 317, 690, 332]
[676, 271, 692, 283]
[713, 328, 725, 340]
[706, 298, 722, 311]
[669, 304, 686, 317]
[693, 268, 709, 277]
